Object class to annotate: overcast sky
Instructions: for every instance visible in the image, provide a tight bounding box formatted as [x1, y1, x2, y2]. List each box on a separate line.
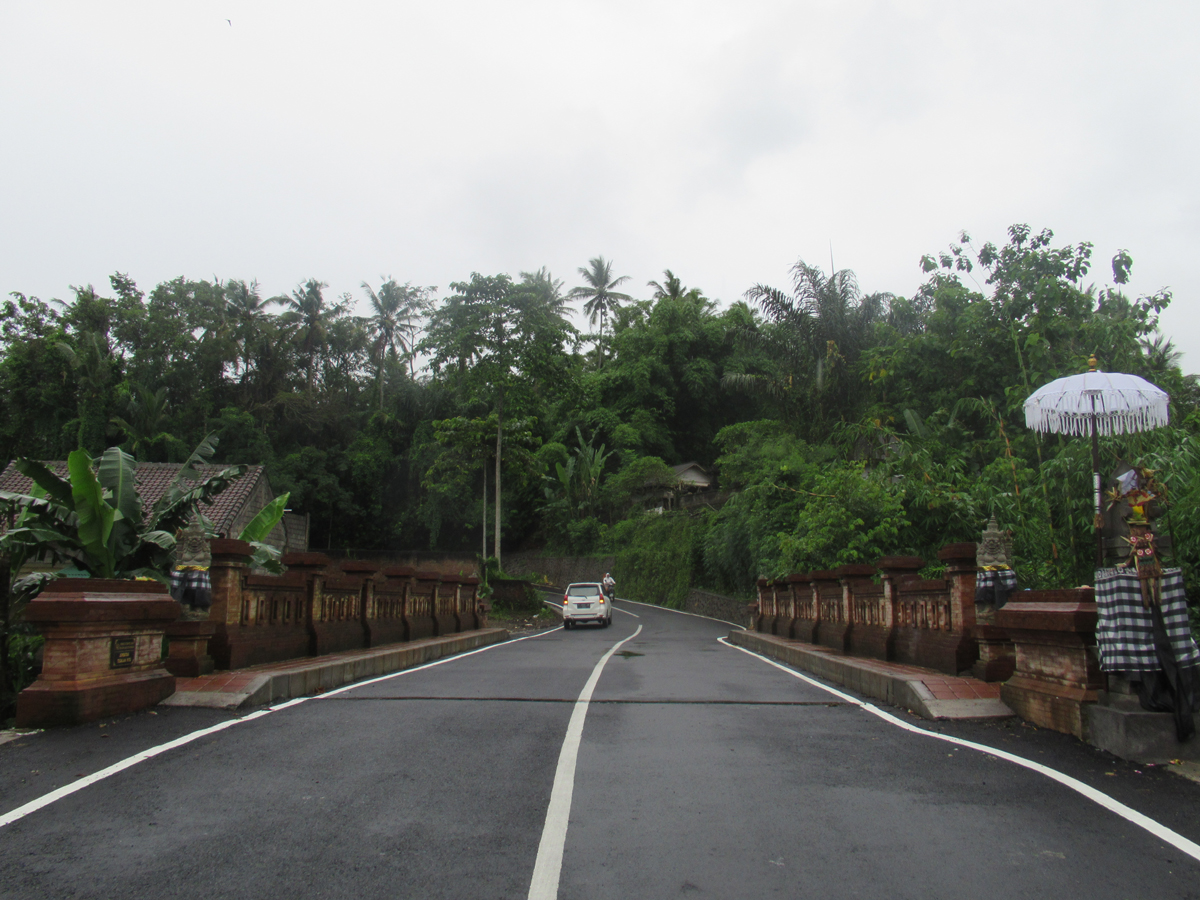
[2, 2, 1197, 372]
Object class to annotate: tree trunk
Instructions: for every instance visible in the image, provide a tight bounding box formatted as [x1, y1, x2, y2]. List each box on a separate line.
[482, 463, 487, 561]
[494, 397, 503, 565]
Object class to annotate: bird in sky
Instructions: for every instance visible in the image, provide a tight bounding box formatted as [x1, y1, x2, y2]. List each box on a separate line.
[226, 19, 232, 27]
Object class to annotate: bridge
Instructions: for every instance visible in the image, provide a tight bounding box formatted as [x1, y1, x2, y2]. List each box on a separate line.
[1, 599, 1198, 898]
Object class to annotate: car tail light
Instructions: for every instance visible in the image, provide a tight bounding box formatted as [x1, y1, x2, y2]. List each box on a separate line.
[563, 595, 569, 605]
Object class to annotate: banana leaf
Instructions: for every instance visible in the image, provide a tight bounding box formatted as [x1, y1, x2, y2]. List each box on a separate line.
[67, 450, 116, 578]
[238, 493, 290, 543]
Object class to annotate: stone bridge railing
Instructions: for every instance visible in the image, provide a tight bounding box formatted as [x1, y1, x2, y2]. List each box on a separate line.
[752, 543, 982, 676]
[751, 542, 1103, 739]
[206, 540, 484, 670]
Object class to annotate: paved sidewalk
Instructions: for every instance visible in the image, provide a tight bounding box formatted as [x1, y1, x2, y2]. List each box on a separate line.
[728, 630, 1012, 720]
[162, 628, 509, 710]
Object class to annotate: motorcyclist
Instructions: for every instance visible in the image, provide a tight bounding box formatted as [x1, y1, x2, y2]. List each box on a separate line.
[602, 572, 615, 601]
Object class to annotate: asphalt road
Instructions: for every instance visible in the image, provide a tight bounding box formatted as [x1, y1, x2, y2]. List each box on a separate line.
[1, 601, 1199, 899]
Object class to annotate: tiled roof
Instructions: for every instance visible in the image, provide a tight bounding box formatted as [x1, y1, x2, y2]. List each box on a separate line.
[0, 461, 266, 533]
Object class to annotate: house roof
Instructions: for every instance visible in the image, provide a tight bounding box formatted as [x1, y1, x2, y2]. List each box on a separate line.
[0, 461, 268, 534]
[672, 462, 713, 485]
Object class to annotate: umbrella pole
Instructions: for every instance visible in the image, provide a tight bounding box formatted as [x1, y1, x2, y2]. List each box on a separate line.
[1092, 405, 1103, 568]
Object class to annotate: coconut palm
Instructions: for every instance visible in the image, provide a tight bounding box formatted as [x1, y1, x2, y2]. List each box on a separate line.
[729, 260, 891, 431]
[362, 279, 433, 404]
[648, 269, 711, 309]
[277, 279, 345, 391]
[648, 269, 686, 302]
[568, 256, 631, 369]
[225, 279, 272, 380]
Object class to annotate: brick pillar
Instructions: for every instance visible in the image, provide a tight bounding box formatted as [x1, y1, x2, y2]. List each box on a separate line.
[789, 572, 819, 643]
[464, 576, 484, 628]
[754, 578, 771, 633]
[876, 556, 922, 629]
[207, 539, 253, 670]
[16, 579, 180, 727]
[282, 553, 331, 657]
[997, 588, 1100, 739]
[938, 542, 980, 676]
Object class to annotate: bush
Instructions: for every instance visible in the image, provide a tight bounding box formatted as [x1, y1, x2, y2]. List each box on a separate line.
[606, 512, 699, 608]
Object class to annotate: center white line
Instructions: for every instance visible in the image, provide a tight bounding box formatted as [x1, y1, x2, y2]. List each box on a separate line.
[527, 623, 643, 900]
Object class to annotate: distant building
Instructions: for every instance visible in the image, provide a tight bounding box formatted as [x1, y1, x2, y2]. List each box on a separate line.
[0, 462, 308, 572]
[672, 462, 714, 491]
[642, 462, 723, 513]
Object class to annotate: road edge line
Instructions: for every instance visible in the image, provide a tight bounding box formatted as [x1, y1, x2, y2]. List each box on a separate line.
[717, 636, 1200, 864]
[0, 629, 555, 831]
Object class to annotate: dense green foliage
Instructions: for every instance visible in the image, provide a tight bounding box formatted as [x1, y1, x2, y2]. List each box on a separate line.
[3, 225, 1198, 605]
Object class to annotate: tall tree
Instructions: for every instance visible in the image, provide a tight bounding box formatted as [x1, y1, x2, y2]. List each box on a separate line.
[422, 273, 567, 562]
[362, 278, 434, 408]
[733, 260, 891, 435]
[277, 279, 344, 392]
[569, 256, 631, 370]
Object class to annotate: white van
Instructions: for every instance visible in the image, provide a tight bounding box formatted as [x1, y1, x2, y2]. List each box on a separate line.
[561, 582, 612, 629]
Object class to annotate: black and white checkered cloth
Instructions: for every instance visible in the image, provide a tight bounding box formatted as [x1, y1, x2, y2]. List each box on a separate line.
[975, 568, 1018, 607]
[171, 566, 213, 610]
[1095, 567, 1200, 673]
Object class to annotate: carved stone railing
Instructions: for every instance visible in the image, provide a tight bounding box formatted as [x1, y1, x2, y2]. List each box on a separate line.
[204, 544, 484, 670]
[751, 543, 981, 676]
[408, 572, 440, 641]
[813, 571, 847, 653]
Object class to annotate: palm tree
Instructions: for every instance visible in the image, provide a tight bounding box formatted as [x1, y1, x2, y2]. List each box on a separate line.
[729, 260, 891, 431]
[277, 279, 344, 391]
[362, 278, 405, 411]
[648, 269, 710, 309]
[362, 279, 433, 402]
[110, 382, 178, 461]
[648, 269, 686, 302]
[568, 256, 631, 369]
[225, 279, 271, 380]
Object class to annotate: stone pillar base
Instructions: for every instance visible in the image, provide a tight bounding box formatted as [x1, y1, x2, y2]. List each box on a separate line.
[14, 579, 180, 728]
[164, 620, 216, 678]
[972, 625, 1015, 682]
[17, 671, 176, 728]
[1002, 676, 1096, 740]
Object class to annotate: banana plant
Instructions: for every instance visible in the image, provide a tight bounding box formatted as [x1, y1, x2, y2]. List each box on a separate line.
[0, 436, 247, 585]
[235, 491, 290, 574]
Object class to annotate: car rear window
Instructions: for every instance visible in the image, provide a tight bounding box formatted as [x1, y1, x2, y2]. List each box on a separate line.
[567, 585, 600, 597]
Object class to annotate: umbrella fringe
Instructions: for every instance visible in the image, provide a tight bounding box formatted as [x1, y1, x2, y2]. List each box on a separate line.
[1025, 401, 1170, 436]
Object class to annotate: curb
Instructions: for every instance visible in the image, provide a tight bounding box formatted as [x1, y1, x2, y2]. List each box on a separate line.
[161, 628, 510, 710]
[727, 630, 1013, 721]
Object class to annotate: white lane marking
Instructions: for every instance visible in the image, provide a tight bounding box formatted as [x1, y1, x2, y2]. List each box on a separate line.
[528, 624, 644, 900]
[0, 629, 555, 830]
[717, 637, 1200, 864]
[620, 596, 744, 629]
[612, 605, 639, 618]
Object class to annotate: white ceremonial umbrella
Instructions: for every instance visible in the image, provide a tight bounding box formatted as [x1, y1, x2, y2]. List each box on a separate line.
[1023, 358, 1169, 565]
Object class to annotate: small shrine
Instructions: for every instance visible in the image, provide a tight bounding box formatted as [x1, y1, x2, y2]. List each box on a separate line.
[974, 515, 1016, 609]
